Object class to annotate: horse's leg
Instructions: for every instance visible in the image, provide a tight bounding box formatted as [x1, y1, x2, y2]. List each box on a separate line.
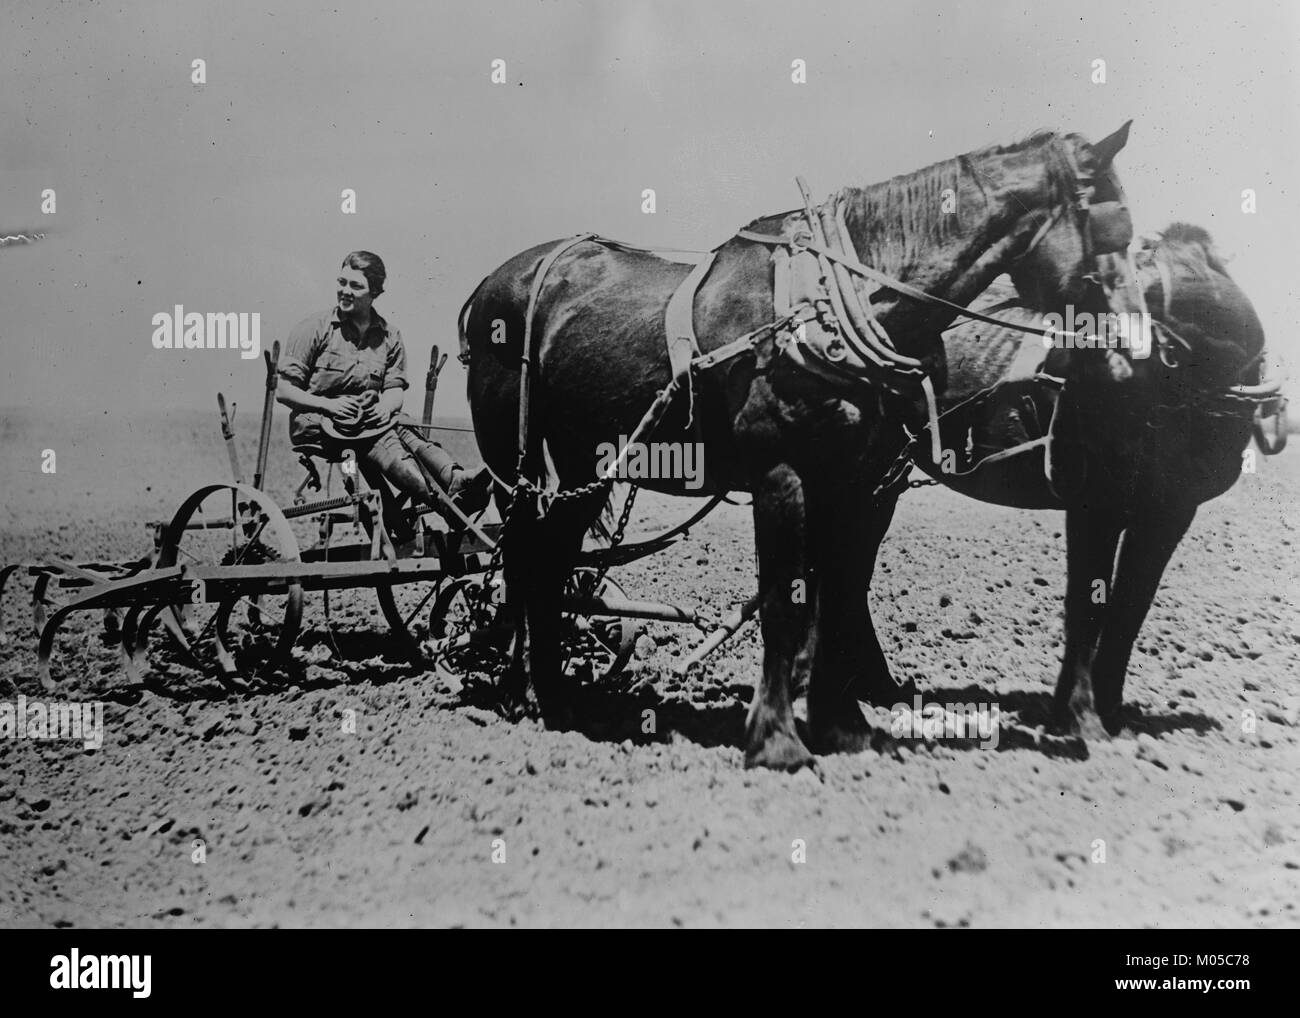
[1052, 507, 1123, 735]
[745, 463, 816, 771]
[806, 484, 900, 754]
[522, 502, 590, 730]
[1089, 505, 1196, 734]
[846, 491, 918, 706]
[497, 498, 535, 719]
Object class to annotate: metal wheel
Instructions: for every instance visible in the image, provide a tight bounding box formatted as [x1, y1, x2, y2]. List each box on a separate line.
[560, 568, 639, 682]
[417, 568, 639, 684]
[424, 575, 512, 676]
[376, 571, 446, 652]
[152, 483, 303, 683]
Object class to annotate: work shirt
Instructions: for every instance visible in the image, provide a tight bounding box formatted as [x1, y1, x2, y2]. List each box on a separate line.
[279, 306, 409, 451]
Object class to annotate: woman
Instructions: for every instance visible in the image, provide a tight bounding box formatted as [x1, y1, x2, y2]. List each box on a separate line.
[276, 250, 493, 539]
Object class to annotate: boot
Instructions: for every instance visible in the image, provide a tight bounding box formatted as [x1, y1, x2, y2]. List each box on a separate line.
[446, 464, 494, 518]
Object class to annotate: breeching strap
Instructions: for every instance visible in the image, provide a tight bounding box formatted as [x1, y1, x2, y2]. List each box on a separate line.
[517, 233, 597, 470]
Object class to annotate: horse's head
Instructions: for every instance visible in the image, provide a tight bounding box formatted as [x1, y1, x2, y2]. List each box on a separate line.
[1007, 122, 1138, 311]
[1032, 221, 1269, 463]
[1121, 223, 1264, 393]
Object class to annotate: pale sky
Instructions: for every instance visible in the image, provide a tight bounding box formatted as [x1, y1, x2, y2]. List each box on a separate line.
[3, 0, 1297, 420]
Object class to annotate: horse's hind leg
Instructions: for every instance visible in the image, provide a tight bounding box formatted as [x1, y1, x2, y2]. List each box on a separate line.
[806, 482, 899, 754]
[1089, 506, 1196, 734]
[745, 463, 816, 771]
[497, 501, 536, 719]
[522, 501, 591, 730]
[840, 489, 917, 706]
[1052, 507, 1123, 735]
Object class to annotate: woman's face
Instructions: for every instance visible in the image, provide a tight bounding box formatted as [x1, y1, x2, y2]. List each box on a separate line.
[336, 266, 375, 317]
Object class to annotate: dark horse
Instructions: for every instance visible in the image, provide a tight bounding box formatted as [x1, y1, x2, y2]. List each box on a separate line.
[905, 223, 1273, 735]
[462, 125, 1137, 770]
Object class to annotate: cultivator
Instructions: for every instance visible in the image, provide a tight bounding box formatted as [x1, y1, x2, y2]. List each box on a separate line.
[1, 343, 755, 695]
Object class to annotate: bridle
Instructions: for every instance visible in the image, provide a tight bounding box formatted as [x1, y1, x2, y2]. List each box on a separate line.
[1014, 139, 1133, 286]
[733, 139, 1137, 387]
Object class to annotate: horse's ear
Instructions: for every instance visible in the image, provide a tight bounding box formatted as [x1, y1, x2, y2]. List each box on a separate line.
[1091, 120, 1133, 170]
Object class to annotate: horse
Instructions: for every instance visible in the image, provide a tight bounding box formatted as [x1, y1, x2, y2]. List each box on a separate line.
[461, 124, 1140, 771]
[903, 223, 1275, 736]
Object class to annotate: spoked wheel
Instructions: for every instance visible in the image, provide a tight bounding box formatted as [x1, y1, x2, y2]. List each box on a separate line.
[424, 575, 512, 677]
[376, 573, 450, 654]
[151, 483, 303, 685]
[560, 568, 640, 682]
[409, 568, 639, 685]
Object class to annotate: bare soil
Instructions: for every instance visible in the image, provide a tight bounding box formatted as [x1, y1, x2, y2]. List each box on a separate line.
[1, 408, 1297, 928]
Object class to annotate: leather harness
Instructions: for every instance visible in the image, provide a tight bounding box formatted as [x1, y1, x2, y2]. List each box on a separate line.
[505, 164, 1283, 507]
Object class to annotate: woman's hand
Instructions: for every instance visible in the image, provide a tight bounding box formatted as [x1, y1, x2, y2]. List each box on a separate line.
[360, 402, 393, 429]
[327, 394, 366, 422]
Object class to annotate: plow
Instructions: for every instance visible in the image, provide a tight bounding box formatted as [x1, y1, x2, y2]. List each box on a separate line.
[1, 340, 755, 697]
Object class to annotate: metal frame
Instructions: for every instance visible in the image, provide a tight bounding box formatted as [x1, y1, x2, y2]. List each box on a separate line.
[7, 341, 756, 692]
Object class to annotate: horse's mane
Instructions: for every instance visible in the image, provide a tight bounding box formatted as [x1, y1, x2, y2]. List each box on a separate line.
[1143, 221, 1231, 280]
[838, 131, 1078, 278]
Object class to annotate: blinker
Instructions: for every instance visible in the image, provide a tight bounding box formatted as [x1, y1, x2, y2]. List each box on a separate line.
[1088, 201, 1133, 254]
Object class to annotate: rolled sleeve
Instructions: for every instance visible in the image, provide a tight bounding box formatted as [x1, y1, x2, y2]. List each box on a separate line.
[383, 328, 409, 391]
[278, 313, 324, 389]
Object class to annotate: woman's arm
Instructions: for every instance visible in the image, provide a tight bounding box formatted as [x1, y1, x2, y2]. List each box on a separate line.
[276, 379, 361, 420]
[371, 386, 405, 423]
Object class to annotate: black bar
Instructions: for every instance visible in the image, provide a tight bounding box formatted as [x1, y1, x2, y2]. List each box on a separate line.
[0, 932, 1289, 1004]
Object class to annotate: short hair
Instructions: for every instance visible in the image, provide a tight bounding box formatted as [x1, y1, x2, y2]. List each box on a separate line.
[341, 250, 386, 297]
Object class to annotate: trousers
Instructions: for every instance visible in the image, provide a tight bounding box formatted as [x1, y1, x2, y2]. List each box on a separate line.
[291, 414, 459, 500]
[360, 422, 459, 499]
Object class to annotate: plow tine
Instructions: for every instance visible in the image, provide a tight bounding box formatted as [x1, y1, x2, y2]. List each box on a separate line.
[124, 603, 171, 688]
[32, 573, 52, 638]
[212, 601, 241, 679]
[36, 612, 69, 693]
[118, 605, 148, 686]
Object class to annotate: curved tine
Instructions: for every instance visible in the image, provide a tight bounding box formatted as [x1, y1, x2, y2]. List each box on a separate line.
[36, 567, 186, 691]
[0, 562, 23, 645]
[158, 602, 190, 650]
[212, 600, 248, 687]
[36, 611, 67, 693]
[32, 572, 52, 639]
[124, 603, 171, 688]
[102, 607, 122, 642]
[118, 605, 147, 686]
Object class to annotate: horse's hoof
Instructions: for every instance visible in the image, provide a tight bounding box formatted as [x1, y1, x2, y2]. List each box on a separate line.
[540, 701, 579, 732]
[810, 722, 875, 756]
[1099, 708, 1125, 737]
[808, 695, 877, 754]
[1053, 707, 1107, 741]
[745, 727, 816, 772]
[851, 673, 917, 708]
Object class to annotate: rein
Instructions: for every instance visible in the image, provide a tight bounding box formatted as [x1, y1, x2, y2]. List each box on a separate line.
[498, 153, 1288, 520]
[735, 226, 1097, 347]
